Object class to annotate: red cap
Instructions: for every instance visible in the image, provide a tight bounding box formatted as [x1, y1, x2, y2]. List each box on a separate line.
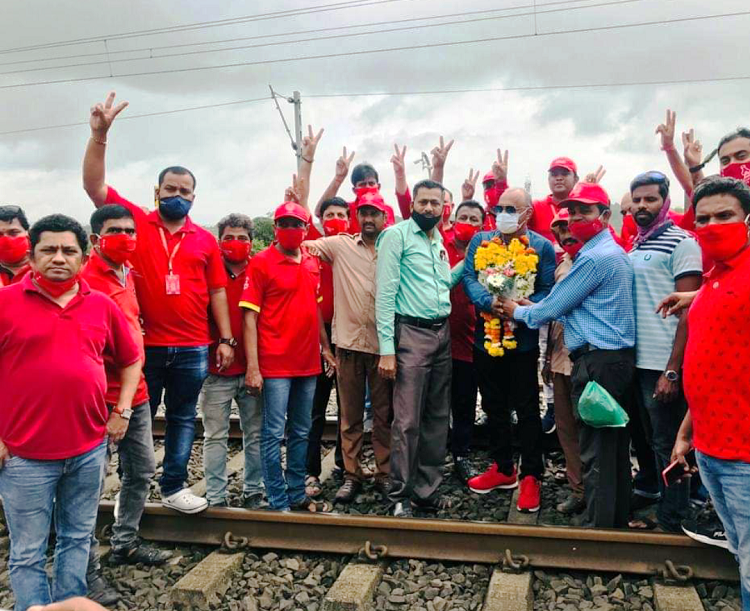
[356, 191, 389, 214]
[562, 182, 610, 208]
[548, 157, 578, 174]
[274, 202, 310, 223]
[483, 171, 495, 184]
[550, 208, 570, 227]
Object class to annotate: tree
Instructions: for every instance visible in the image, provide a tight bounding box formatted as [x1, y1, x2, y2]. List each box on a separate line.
[252, 216, 274, 253]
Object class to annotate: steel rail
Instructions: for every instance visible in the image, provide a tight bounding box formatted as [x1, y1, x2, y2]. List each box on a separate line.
[97, 501, 739, 581]
[151, 416, 340, 441]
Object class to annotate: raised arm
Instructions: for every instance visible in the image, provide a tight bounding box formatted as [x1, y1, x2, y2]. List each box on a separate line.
[656, 109, 693, 196]
[682, 128, 705, 187]
[297, 125, 324, 214]
[314, 146, 355, 217]
[430, 136, 454, 185]
[461, 168, 479, 202]
[83, 91, 129, 207]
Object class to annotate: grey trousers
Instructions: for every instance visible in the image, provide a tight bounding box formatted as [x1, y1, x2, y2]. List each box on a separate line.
[388, 319, 452, 504]
[89, 401, 156, 574]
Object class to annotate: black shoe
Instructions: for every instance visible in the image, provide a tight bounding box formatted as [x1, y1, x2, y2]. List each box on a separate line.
[630, 492, 659, 512]
[454, 457, 473, 484]
[556, 494, 586, 515]
[241, 492, 268, 510]
[334, 479, 361, 504]
[111, 540, 172, 566]
[373, 477, 391, 497]
[414, 496, 452, 513]
[88, 572, 119, 606]
[393, 500, 413, 518]
[681, 517, 730, 550]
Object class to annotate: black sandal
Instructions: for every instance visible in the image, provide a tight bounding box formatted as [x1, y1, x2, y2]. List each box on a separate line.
[291, 496, 332, 513]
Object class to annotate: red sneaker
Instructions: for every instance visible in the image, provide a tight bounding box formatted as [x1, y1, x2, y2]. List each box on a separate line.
[517, 476, 541, 512]
[467, 463, 518, 494]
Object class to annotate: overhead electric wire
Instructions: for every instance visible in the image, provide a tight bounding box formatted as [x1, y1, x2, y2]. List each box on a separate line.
[0, 0, 422, 56]
[0, 7, 747, 91]
[0, 0, 640, 69]
[0, 0, 648, 77]
[2, 74, 749, 137]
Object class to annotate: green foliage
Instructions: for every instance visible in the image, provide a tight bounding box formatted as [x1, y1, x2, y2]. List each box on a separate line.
[253, 217, 274, 244]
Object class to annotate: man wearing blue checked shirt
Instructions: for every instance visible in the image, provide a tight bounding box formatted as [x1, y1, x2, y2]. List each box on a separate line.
[501, 181, 636, 529]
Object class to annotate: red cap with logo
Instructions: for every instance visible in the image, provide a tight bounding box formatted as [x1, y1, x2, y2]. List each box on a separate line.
[548, 157, 578, 174]
[356, 191, 389, 214]
[562, 182, 610, 208]
[274, 202, 310, 223]
[550, 207, 570, 227]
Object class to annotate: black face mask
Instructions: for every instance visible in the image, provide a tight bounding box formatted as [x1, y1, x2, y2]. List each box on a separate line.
[412, 210, 440, 232]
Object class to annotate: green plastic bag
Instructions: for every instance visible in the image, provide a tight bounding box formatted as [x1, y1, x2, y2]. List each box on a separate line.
[577, 381, 630, 428]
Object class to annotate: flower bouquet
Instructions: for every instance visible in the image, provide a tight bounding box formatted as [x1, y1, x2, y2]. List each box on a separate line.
[474, 236, 539, 357]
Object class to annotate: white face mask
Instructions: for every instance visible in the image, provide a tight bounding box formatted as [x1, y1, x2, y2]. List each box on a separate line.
[496, 211, 519, 234]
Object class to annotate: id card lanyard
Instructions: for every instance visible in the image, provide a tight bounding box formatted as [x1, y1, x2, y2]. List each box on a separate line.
[158, 227, 185, 295]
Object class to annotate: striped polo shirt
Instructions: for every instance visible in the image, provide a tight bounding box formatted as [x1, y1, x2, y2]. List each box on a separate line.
[629, 222, 702, 371]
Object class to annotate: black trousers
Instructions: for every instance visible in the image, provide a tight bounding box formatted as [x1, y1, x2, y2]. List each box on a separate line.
[306, 324, 343, 477]
[473, 347, 544, 479]
[450, 358, 478, 458]
[571, 347, 636, 529]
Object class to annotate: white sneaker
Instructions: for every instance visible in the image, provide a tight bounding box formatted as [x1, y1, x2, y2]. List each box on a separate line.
[162, 489, 208, 514]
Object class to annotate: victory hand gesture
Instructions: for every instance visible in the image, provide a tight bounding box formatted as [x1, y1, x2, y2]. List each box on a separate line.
[655, 109, 677, 151]
[583, 165, 606, 184]
[89, 91, 128, 138]
[430, 136, 454, 169]
[462, 168, 479, 201]
[300, 125, 324, 162]
[492, 148, 509, 183]
[391, 144, 407, 179]
[682, 128, 703, 168]
[335, 146, 355, 181]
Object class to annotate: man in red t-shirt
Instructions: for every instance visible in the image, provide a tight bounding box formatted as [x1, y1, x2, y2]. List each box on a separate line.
[528, 157, 579, 243]
[446, 200, 485, 483]
[0, 214, 141, 610]
[82, 92, 234, 515]
[0, 205, 32, 286]
[241, 202, 337, 512]
[199, 213, 266, 510]
[82, 205, 170, 606]
[672, 177, 750, 605]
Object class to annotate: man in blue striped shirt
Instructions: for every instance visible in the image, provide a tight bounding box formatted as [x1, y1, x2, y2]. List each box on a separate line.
[501, 182, 636, 528]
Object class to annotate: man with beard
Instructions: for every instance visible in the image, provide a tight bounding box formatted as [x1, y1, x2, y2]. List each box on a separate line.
[376, 179, 464, 517]
[306, 192, 393, 503]
[82, 91, 234, 514]
[0, 205, 31, 286]
[628, 171, 702, 532]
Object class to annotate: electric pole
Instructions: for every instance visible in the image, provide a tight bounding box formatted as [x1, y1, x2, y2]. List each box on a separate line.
[292, 91, 302, 172]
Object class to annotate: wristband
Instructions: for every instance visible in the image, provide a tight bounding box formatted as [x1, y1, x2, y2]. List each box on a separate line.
[301, 156, 314, 163]
[689, 164, 704, 174]
[90, 135, 107, 146]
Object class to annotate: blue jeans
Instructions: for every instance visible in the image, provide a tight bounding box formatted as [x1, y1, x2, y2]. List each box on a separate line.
[261, 376, 317, 510]
[635, 368, 689, 532]
[145, 346, 208, 496]
[200, 374, 263, 504]
[0, 439, 107, 610]
[697, 450, 750, 610]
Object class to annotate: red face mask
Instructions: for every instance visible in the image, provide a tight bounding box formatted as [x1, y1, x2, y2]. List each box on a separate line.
[0, 234, 29, 265]
[484, 184, 501, 208]
[221, 239, 252, 263]
[323, 218, 349, 236]
[561, 241, 584, 258]
[453, 222, 480, 242]
[275, 227, 306, 251]
[568, 216, 606, 242]
[354, 186, 379, 201]
[33, 271, 79, 298]
[695, 220, 749, 261]
[98, 234, 136, 265]
[720, 160, 750, 187]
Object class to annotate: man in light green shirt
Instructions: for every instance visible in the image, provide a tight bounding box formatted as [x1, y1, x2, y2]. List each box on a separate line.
[375, 179, 463, 518]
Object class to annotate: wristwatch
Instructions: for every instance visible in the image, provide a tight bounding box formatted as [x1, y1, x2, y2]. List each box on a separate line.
[113, 407, 133, 420]
[219, 337, 238, 348]
[664, 369, 680, 382]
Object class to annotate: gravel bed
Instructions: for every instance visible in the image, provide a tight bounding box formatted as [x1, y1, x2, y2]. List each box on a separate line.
[696, 581, 742, 611]
[376, 558, 490, 611]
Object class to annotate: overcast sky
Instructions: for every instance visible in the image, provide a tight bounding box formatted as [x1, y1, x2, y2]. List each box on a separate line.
[1, 0, 748, 228]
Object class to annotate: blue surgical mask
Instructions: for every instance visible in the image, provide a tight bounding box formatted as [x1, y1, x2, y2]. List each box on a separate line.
[159, 196, 193, 220]
[496, 211, 519, 234]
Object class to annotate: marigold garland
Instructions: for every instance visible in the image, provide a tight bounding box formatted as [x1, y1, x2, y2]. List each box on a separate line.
[474, 236, 538, 357]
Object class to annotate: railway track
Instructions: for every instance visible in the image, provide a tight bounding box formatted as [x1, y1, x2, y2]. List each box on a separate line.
[151, 415, 340, 442]
[96, 500, 739, 582]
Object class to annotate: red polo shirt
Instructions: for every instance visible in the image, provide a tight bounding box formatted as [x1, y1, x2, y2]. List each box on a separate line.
[445, 237, 475, 363]
[306, 225, 334, 325]
[0, 263, 30, 287]
[684, 245, 750, 463]
[81, 252, 149, 407]
[210, 264, 248, 376]
[0, 275, 141, 459]
[239, 245, 322, 378]
[529, 194, 561, 243]
[104, 187, 227, 346]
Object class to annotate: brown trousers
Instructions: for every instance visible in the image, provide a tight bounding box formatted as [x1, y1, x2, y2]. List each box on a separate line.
[388, 320, 452, 504]
[335, 347, 392, 481]
[553, 372, 583, 495]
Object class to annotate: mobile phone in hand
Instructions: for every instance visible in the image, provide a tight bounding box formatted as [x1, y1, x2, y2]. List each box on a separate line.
[662, 448, 696, 487]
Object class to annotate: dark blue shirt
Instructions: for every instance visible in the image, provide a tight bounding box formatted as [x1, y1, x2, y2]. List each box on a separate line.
[463, 230, 556, 354]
